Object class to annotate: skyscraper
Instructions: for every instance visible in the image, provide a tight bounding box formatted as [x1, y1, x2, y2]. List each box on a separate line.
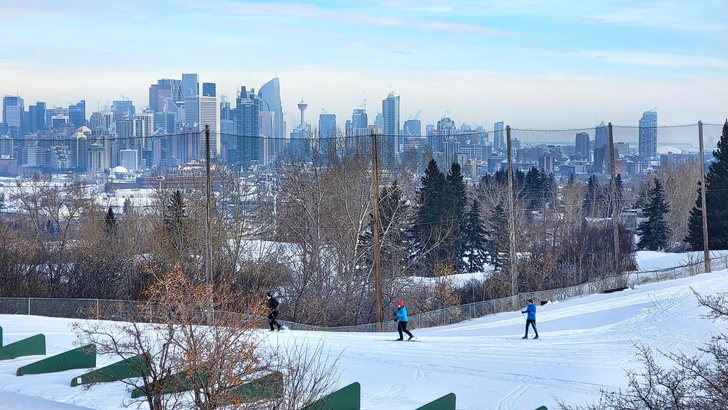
[157, 78, 182, 102]
[258, 78, 284, 156]
[382, 93, 400, 160]
[68, 100, 86, 128]
[575, 132, 589, 160]
[28, 101, 46, 133]
[3, 96, 24, 138]
[112, 100, 135, 119]
[149, 83, 172, 112]
[318, 113, 336, 161]
[594, 121, 608, 149]
[403, 119, 421, 137]
[639, 110, 657, 159]
[202, 82, 216, 97]
[234, 86, 261, 168]
[199, 96, 221, 157]
[181, 73, 199, 99]
[493, 121, 504, 152]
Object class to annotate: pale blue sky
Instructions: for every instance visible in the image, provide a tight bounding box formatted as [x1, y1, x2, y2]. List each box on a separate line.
[1, 0, 726, 140]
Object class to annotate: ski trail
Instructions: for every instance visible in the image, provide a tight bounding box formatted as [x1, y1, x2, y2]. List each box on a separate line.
[495, 384, 529, 410]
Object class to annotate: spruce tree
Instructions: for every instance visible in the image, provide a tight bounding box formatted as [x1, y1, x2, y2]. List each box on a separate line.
[637, 178, 671, 251]
[413, 159, 449, 269]
[104, 206, 117, 234]
[446, 162, 467, 272]
[463, 199, 487, 273]
[686, 120, 728, 250]
[165, 190, 187, 253]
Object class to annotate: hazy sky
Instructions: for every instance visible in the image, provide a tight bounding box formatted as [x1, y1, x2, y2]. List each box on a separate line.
[1, 0, 726, 142]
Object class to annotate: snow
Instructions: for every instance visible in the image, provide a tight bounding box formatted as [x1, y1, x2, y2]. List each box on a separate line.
[1, 252, 727, 409]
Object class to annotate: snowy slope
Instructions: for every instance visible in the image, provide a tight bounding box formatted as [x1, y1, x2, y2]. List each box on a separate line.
[0, 265, 726, 409]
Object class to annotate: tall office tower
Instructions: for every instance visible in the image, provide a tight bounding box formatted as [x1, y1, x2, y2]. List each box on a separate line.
[639, 110, 657, 159]
[594, 121, 608, 149]
[149, 83, 172, 112]
[434, 117, 456, 154]
[112, 100, 135, 119]
[258, 78, 285, 155]
[382, 93, 400, 159]
[89, 112, 107, 135]
[318, 113, 336, 161]
[116, 119, 134, 150]
[403, 119, 421, 137]
[259, 111, 275, 165]
[202, 83, 216, 97]
[347, 108, 369, 148]
[575, 132, 590, 160]
[493, 121, 504, 152]
[3, 96, 25, 138]
[157, 78, 182, 102]
[194, 96, 221, 157]
[0, 135, 12, 157]
[374, 113, 384, 132]
[234, 86, 261, 168]
[181, 73, 199, 99]
[68, 100, 86, 128]
[220, 100, 232, 120]
[28, 102, 46, 133]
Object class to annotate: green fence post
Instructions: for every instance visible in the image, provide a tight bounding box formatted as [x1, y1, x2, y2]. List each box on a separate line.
[415, 393, 456, 410]
[0, 326, 3, 347]
[16, 344, 95, 376]
[71, 353, 149, 387]
[0, 334, 45, 361]
[300, 381, 361, 410]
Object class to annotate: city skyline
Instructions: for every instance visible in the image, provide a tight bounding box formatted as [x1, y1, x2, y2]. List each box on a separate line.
[1, 1, 726, 142]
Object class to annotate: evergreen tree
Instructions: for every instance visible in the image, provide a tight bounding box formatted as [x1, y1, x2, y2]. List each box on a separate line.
[446, 162, 467, 272]
[463, 199, 487, 272]
[687, 120, 728, 250]
[484, 203, 509, 270]
[104, 207, 117, 234]
[637, 178, 671, 250]
[165, 190, 187, 253]
[583, 174, 604, 218]
[123, 197, 132, 214]
[412, 159, 450, 269]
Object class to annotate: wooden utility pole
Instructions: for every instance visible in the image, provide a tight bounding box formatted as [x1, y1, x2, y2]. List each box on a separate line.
[371, 129, 383, 329]
[608, 123, 620, 278]
[205, 125, 212, 284]
[699, 121, 711, 272]
[506, 126, 518, 299]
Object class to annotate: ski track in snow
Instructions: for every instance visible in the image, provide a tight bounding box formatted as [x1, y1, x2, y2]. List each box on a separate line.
[0, 260, 726, 409]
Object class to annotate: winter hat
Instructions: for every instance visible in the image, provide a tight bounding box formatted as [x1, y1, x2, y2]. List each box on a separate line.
[398, 301, 404, 307]
[266, 292, 272, 297]
[528, 298, 533, 303]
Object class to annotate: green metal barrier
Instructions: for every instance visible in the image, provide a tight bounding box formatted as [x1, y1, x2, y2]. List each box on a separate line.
[0, 326, 3, 347]
[535, 407, 548, 410]
[71, 354, 149, 387]
[131, 369, 209, 399]
[415, 393, 456, 410]
[300, 382, 361, 410]
[16, 344, 96, 376]
[231, 371, 283, 402]
[0, 334, 45, 361]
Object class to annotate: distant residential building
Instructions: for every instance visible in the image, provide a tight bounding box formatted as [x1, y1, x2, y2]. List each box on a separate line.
[639, 110, 658, 159]
[120, 149, 138, 170]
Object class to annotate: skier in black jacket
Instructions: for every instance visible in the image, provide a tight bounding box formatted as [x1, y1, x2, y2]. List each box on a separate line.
[266, 292, 282, 331]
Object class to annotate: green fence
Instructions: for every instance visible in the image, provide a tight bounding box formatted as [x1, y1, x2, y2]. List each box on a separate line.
[0, 334, 45, 361]
[17, 344, 96, 376]
[301, 382, 361, 410]
[415, 393, 456, 410]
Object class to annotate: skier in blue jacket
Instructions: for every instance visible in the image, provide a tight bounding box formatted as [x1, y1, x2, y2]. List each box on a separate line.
[394, 301, 414, 341]
[521, 299, 539, 339]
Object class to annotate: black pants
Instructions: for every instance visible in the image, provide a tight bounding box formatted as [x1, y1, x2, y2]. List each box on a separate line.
[398, 321, 413, 339]
[525, 319, 538, 337]
[268, 311, 281, 330]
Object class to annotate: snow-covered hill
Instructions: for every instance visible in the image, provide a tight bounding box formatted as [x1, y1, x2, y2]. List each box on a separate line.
[0, 257, 726, 409]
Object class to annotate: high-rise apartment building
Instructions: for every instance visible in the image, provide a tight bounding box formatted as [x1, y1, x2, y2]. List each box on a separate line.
[403, 119, 421, 137]
[382, 93, 400, 160]
[181, 73, 199, 99]
[639, 110, 657, 159]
